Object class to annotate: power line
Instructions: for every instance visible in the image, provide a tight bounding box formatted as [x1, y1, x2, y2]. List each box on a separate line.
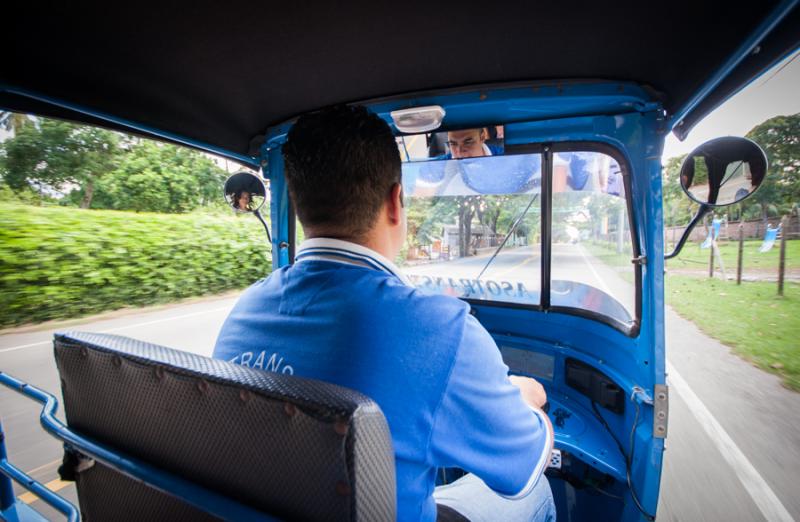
[756, 52, 799, 88]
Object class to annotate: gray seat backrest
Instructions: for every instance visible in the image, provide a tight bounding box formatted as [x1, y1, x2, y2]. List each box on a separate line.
[54, 331, 396, 522]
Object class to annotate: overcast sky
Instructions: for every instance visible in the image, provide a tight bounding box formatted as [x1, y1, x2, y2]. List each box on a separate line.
[662, 50, 800, 161]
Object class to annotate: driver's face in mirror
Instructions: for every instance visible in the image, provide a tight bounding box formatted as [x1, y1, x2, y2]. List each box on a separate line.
[235, 190, 252, 211]
[446, 128, 489, 159]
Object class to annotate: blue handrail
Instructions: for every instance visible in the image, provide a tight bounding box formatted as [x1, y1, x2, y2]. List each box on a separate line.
[0, 371, 279, 522]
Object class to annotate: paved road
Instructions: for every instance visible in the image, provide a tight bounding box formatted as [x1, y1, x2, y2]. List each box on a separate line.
[1, 245, 798, 521]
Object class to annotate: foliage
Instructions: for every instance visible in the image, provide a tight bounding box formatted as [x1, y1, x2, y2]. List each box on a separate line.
[84, 140, 228, 213]
[1, 116, 231, 213]
[666, 275, 800, 391]
[745, 114, 800, 220]
[0, 118, 120, 208]
[0, 203, 270, 328]
[662, 154, 701, 227]
[405, 194, 540, 258]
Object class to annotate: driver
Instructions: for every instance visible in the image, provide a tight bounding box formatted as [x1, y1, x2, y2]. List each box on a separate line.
[234, 189, 252, 211]
[214, 105, 555, 522]
[444, 127, 503, 159]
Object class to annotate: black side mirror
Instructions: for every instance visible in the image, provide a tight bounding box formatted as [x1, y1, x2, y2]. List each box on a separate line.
[666, 137, 768, 260]
[224, 171, 267, 214]
[223, 170, 271, 243]
[680, 136, 767, 207]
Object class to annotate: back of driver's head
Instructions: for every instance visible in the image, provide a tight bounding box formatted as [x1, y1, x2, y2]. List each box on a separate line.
[282, 105, 401, 239]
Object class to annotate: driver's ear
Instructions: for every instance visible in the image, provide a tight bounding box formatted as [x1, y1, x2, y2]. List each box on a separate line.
[387, 183, 403, 224]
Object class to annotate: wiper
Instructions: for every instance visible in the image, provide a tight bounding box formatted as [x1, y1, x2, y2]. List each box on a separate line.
[476, 193, 539, 280]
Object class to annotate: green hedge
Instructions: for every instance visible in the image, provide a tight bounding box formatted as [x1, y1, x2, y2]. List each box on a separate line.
[0, 204, 271, 328]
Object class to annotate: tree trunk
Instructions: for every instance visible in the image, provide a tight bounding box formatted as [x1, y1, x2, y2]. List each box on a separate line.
[458, 203, 475, 257]
[81, 180, 95, 209]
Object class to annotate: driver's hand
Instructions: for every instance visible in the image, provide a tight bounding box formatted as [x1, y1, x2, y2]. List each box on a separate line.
[509, 375, 547, 410]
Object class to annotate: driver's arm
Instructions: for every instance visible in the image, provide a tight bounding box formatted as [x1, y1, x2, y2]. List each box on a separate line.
[428, 313, 553, 497]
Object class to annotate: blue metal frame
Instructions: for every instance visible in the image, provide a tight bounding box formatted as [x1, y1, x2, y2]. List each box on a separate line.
[0, 85, 260, 169]
[669, 0, 800, 136]
[0, 371, 279, 522]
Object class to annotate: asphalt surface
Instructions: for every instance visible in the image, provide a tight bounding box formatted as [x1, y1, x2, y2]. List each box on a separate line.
[1, 244, 798, 521]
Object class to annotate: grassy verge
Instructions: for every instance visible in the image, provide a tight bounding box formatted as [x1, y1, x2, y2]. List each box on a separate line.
[582, 240, 636, 283]
[666, 275, 800, 391]
[584, 238, 799, 390]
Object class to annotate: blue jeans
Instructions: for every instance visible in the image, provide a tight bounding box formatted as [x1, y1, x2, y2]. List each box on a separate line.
[434, 473, 556, 522]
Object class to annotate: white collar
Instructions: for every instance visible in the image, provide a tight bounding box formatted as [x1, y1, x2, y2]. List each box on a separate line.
[295, 237, 413, 287]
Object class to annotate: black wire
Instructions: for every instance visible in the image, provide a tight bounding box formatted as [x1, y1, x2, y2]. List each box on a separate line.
[591, 401, 656, 521]
[590, 485, 624, 501]
[476, 194, 539, 280]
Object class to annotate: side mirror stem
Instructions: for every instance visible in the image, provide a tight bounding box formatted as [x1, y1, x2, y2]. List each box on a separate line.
[664, 203, 710, 260]
[253, 209, 272, 244]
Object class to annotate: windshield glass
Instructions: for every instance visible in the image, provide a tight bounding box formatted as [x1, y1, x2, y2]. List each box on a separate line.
[550, 151, 635, 323]
[398, 145, 636, 327]
[401, 151, 542, 306]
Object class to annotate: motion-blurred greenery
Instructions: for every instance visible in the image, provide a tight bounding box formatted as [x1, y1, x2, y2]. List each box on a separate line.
[0, 204, 271, 328]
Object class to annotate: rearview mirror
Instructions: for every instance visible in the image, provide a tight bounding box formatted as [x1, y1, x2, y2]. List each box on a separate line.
[680, 136, 767, 207]
[397, 125, 505, 162]
[224, 171, 267, 213]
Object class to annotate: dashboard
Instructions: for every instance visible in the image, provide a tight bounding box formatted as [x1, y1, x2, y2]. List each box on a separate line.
[496, 339, 627, 482]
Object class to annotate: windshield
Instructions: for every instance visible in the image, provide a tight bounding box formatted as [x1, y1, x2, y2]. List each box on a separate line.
[398, 145, 636, 327]
[401, 151, 543, 306]
[550, 151, 635, 323]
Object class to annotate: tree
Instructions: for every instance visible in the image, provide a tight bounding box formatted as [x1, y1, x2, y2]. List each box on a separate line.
[0, 118, 120, 208]
[745, 113, 800, 221]
[0, 118, 45, 194]
[1, 115, 228, 213]
[661, 154, 702, 227]
[88, 140, 227, 213]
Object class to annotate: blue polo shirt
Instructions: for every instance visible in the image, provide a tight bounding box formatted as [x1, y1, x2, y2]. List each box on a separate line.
[213, 238, 551, 521]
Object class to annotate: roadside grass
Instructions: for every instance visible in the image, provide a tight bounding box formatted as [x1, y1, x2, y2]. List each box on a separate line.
[584, 239, 799, 390]
[666, 275, 800, 391]
[583, 240, 636, 283]
[666, 238, 798, 273]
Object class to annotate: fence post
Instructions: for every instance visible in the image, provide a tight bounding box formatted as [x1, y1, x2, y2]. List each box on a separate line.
[778, 216, 787, 296]
[709, 241, 715, 278]
[737, 224, 744, 285]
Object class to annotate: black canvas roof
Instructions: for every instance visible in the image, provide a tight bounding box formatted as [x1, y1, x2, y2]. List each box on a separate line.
[3, 2, 799, 162]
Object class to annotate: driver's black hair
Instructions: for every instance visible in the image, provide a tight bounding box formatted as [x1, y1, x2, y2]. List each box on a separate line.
[282, 105, 401, 239]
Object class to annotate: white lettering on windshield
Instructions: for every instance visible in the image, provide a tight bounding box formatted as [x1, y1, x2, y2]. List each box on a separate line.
[408, 275, 532, 300]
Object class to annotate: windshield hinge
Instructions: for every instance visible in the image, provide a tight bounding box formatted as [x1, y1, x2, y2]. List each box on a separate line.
[631, 255, 647, 265]
[652, 385, 669, 439]
[631, 385, 668, 438]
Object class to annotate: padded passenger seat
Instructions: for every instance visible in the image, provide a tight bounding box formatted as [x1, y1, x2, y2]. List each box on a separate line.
[54, 331, 396, 521]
